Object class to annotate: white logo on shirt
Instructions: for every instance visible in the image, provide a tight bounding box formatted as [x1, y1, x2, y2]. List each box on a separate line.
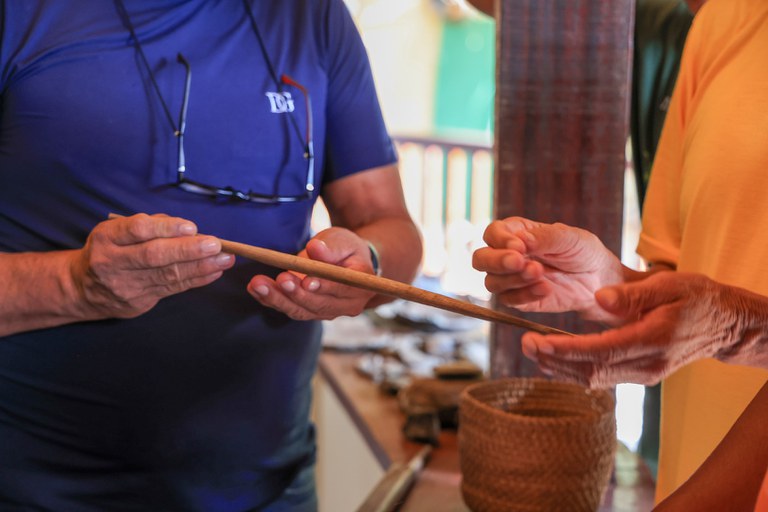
[265, 92, 295, 113]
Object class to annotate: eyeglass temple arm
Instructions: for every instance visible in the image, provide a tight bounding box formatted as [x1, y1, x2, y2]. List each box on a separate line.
[176, 53, 192, 179]
[281, 75, 312, 148]
[281, 74, 314, 193]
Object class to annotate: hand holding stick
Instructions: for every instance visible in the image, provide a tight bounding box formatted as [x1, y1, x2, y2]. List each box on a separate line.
[108, 213, 573, 336]
[219, 238, 573, 335]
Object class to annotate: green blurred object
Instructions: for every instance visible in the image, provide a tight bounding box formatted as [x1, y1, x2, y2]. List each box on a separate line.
[434, 16, 495, 136]
[631, 0, 694, 208]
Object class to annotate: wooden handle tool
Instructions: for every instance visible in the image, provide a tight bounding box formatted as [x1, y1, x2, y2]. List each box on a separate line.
[108, 213, 573, 336]
[355, 444, 432, 512]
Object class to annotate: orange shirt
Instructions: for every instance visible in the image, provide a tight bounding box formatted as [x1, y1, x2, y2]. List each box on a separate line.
[637, 0, 768, 502]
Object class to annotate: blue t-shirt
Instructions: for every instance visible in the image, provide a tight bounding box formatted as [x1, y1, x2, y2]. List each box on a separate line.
[0, 0, 396, 509]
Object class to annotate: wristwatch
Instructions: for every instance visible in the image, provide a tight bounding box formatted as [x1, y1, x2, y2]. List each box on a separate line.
[367, 241, 382, 277]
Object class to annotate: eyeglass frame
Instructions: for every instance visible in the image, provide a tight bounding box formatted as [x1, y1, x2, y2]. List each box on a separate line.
[173, 53, 315, 204]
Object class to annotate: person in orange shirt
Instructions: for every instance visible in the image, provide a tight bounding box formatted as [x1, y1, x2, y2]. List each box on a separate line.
[473, 0, 768, 502]
[470, 0, 708, 483]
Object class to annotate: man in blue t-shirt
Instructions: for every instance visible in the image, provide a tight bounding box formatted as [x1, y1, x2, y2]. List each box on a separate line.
[0, 0, 422, 510]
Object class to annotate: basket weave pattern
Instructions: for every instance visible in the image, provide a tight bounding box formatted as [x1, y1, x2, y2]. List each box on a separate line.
[459, 378, 616, 512]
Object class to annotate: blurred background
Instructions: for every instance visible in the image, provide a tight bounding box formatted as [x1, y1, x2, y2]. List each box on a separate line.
[313, 0, 645, 456]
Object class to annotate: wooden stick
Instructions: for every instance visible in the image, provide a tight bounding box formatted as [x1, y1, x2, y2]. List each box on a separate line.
[108, 214, 573, 335]
[219, 239, 573, 336]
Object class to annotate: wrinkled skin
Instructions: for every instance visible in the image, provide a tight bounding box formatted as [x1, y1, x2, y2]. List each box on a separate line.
[473, 217, 768, 388]
[73, 213, 235, 320]
[473, 217, 626, 324]
[96, 216, 380, 323]
[521, 272, 768, 388]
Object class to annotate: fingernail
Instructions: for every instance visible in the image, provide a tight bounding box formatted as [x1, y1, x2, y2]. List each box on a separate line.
[200, 239, 219, 254]
[522, 341, 538, 362]
[216, 253, 233, 266]
[307, 280, 320, 292]
[179, 223, 197, 236]
[254, 285, 269, 296]
[521, 264, 536, 280]
[502, 253, 518, 270]
[538, 341, 555, 355]
[281, 281, 296, 293]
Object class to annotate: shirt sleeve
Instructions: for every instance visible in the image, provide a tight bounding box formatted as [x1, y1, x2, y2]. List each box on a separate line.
[319, 0, 397, 185]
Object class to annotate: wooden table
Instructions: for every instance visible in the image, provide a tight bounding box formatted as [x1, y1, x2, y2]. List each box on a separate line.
[318, 351, 656, 511]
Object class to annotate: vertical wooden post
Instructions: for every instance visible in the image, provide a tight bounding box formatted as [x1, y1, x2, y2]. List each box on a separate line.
[491, 0, 635, 378]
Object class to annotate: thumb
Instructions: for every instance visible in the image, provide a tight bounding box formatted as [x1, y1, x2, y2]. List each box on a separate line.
[305, 239, 336, 264]
[524, 223, 582, 256]
[595, 279, 676, 319]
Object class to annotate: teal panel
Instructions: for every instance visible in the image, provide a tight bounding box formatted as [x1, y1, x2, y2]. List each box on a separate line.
[434, 16, 495, 136]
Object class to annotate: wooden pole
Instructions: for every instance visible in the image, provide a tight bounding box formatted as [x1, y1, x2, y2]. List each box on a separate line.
[491, 0, 635, 376]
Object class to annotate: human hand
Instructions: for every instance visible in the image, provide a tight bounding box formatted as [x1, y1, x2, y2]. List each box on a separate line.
[521, 272, 768, 388]
[247, 227, 377, 320]
[71, 213, 234, 320]
[472, 217, 624, 323]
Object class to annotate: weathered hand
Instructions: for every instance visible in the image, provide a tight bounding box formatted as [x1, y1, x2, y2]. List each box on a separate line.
[71, 213, 234, 319]
[521, 272, 768, 388]
[247, 227, 377, 321]
[472, 217, 624, 323]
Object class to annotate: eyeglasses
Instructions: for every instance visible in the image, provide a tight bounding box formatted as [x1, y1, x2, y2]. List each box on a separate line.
[173, 55, 315, 204]
[116, 0, 315, 204]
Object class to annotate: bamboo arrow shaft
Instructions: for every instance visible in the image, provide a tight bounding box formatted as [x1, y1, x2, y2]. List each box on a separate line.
[220, 239, 573, 336]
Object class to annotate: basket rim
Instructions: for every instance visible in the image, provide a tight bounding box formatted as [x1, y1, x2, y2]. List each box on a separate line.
[460, 377, 615, 426]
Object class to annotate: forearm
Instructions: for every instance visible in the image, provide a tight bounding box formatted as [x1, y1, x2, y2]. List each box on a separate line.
[717, 284, 768, 369]
[0, 250, 88, 337]
[654, 383, 768, 511]
[323, 164, 423, 309]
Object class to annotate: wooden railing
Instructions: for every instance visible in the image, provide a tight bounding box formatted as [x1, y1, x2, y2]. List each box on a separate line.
[392, 135, 493, 298]
[312, 134, 493, 298]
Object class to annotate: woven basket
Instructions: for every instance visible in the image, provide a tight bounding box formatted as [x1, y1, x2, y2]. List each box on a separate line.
[458, 378, 616, 512]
